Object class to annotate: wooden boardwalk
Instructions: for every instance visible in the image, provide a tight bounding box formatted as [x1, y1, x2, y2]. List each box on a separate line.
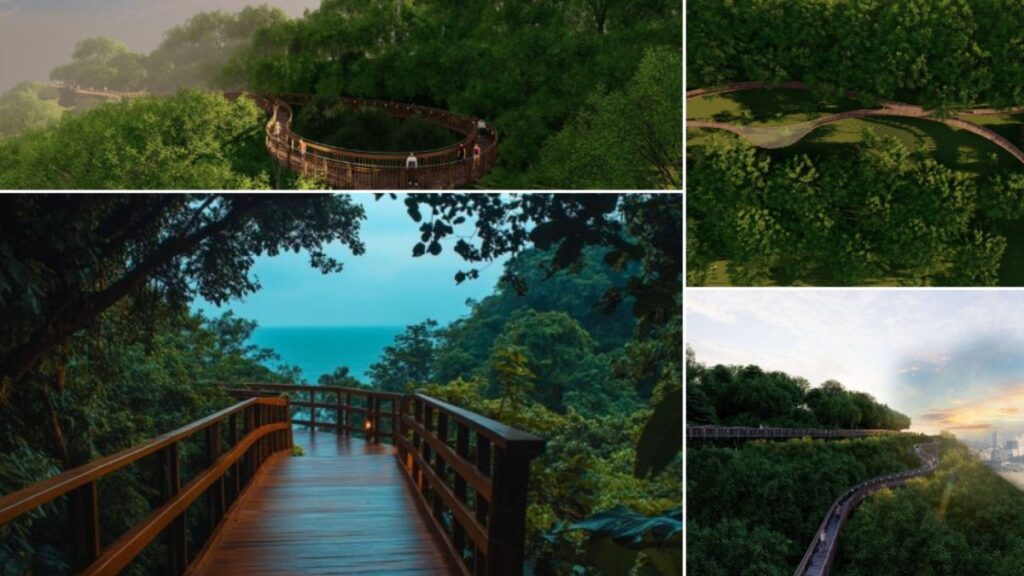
[195, 429, 459, 575]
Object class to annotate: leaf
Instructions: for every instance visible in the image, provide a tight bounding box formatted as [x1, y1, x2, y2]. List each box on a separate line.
[634, 385, 682, 478]
[568, 507, 682, 547]
[404, 198, 421, 222]
[412, 243, 426, 257]
[428, 241, 442, 256]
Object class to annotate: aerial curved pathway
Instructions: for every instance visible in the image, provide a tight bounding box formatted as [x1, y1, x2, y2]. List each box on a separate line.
[51, 82, 497, 189]
[687, 81, 1024, 165]
[793, 442, 940, 576]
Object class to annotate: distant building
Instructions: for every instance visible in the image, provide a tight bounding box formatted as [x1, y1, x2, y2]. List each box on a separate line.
[1007, 440, 1019, 451]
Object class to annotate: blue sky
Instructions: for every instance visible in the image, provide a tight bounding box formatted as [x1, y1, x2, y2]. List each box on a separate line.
[686, 290, 1024, 438]
[193, 194, 507, 327]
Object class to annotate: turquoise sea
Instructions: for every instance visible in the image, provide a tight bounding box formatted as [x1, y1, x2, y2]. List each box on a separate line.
[248, 326, 405, 384]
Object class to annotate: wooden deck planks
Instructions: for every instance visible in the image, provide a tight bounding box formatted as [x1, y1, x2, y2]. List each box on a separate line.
[195, 429, 459, 575]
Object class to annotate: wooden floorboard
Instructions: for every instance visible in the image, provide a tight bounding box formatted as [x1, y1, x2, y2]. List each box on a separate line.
[196, 429, 459, 575]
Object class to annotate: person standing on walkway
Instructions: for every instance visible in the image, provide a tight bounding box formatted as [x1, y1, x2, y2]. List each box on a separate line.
[457, 143, 466, 162]
[476, 118, 488, 137]
[406, 152, 419, 187]
[472, 143, 482, 171]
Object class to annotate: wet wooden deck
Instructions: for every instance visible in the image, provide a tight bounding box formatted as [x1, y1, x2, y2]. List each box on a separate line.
[195, 429, 459, 575]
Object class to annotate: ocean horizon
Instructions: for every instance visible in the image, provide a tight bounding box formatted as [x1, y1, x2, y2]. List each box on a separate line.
[248, 325, 405, 384]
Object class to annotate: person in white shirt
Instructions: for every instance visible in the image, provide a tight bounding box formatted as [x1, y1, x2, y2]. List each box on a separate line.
[477, 119, 487, 136]
[406, 153, 419, 187]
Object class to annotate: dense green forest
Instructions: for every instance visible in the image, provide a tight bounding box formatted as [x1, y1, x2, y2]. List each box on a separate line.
[686, 348, 911, 430]
[687, 435, 924, 575]
[687, 134, 1024, 286]
[0, 1, 682, 189]
[686, 0, 1024, 285]
[0, 193, 682, 574]
[687, 0, 1024, 110]
[836, 442, 1024, 576]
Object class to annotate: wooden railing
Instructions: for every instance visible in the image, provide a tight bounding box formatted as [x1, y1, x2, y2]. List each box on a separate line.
[232, 383, 404, 443]
[687, 425, 899, 441]
[397, 394, 545, 576]
[0, 397, 292, 575]
[259, 95, 499, 189]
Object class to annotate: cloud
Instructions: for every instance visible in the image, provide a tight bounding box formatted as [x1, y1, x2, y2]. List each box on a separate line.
[913, 384, 1024, 432]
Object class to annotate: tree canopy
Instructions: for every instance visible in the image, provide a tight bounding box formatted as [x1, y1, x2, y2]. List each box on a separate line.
[687, 348, 911, 430]
[688, 0, 1024, 111]
[687, 133, 1013, 286]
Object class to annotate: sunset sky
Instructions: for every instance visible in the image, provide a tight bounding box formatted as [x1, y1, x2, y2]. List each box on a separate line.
[686, 290, 1024, 439]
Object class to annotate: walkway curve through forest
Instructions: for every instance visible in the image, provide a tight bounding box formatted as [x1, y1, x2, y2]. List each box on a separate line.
[50, 82, 498, 189]
[686, 81, 1024, 165]
[793, 442, 940, 576]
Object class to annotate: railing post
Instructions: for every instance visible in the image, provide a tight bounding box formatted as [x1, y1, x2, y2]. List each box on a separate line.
[374, 395, 382, 443]
[229, 413, 240, 502]
[453, 422, 470, 557]
[69, 481, 100, 571]
[162, 443, 187, 574]
[206, 422, 224, 537]
[285, 396, 294, 450]
[432, 412, 449, 518]
[310, 389, 317, 432]
[486, 445, 537, 576]
[475, 435, 491, 575]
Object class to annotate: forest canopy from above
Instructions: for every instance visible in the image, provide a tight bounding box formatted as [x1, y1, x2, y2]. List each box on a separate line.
[0, 1, 682, 189]
[685, 0, 1024, 286]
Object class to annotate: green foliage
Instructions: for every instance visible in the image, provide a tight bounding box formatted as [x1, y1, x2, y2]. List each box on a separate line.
[688, 351, 910, 430]
[368, 319, 442, 392]
[317, 366, 367, 389]
[687, 0, 1024, 111]
[533, 47, 682, 189]
[489, 345, 536, 417]
[836, 441, 1024, 576]
[0, 193, 366, 400]
[687, 435, 926, 573]
[0, 91, 273, 189]
[687, 134, 1005, 286]
[150, 6, 291, 92]
[0, 83, 64, 140]
[50, 37, 147, 91]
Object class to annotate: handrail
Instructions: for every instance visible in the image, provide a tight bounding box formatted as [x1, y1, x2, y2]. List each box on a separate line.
[397, 393, 545, 576]
[236, 383, 402, 443]
[687, 425, 899, 441]
[0, 397, 293, 574]
[793, 442, 939, 576]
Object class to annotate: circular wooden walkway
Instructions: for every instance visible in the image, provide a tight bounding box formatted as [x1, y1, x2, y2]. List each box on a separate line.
[52, 83, 498, 189]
